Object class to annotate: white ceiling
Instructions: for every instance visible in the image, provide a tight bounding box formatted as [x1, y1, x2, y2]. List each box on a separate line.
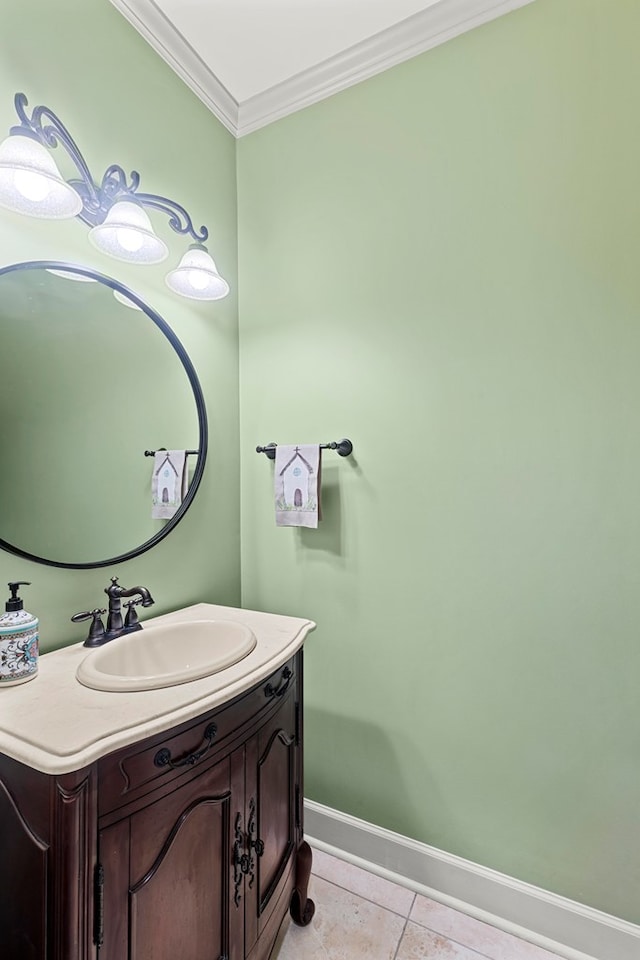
[157, 0, 439, 103]
[109, 0, 535, 136]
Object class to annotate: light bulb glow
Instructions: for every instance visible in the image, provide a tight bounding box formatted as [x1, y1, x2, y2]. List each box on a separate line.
[166, 245, 229, 301]
[14, 168, 50, 202]
[89, 200, 168, 264]
[115, 227, 145, 253]
[187, 268, 210, 291]
[0, 134, 82, 219]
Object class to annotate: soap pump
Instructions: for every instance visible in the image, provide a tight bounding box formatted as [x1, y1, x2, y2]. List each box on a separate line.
[0, 581, 39, 687]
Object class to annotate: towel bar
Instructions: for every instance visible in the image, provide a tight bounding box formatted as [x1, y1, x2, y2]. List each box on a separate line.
[144, 448, 199, 457]
[256, 439, 353, 460]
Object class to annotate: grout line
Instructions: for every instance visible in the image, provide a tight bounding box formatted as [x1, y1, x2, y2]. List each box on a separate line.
[402, 914, 562, 960]
[313, 869, 562, 960]
[403, 918, 501, 960]
[306, 829, 612, 960]
[311, 871, 416, 920]
[392, 910, 502, 960]
[408, 891, 417, 918]
[392, 914, 411, 960]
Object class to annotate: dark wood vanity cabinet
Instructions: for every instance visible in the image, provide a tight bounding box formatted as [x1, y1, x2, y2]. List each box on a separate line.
[0, 651, 314, 960]
[98, 751, 241, 960]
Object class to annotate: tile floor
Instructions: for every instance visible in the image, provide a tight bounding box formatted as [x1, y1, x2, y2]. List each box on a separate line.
[272, 848, 564, 960]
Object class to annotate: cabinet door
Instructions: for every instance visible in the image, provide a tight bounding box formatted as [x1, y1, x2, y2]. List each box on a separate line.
[244, 681, 299, 951]
[99, 751, 244, 960]
[0, 758, 97, 960]
[0, 767, 48, 960]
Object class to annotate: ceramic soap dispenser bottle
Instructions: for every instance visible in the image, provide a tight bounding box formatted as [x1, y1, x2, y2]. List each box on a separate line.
[0, 581, 39, 687]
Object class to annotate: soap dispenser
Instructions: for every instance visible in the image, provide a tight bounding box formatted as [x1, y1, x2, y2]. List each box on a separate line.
[0, 581, 39, 687]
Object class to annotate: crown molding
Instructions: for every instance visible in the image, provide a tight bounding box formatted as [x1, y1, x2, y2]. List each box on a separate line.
[110, 0, 536, 139]
[237, 0, 536, 136]
[108, 0, 239, 135]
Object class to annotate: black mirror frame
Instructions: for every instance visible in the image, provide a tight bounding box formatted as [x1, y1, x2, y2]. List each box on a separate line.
[0, 259, 208, 569]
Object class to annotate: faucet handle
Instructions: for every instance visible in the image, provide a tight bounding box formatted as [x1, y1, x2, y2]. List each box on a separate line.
[124, 599, 142, 630]
[72, 608, 107, 647]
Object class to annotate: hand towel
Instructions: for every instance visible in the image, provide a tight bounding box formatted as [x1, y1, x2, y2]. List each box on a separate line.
[151, 450, 187, 519]
[275, 444, 322, 528]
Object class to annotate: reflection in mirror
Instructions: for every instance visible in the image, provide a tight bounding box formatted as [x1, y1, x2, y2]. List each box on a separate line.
[0, 261, 207, 568]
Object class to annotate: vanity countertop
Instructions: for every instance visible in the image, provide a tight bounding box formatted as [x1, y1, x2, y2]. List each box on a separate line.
[0, 603, 315, 775]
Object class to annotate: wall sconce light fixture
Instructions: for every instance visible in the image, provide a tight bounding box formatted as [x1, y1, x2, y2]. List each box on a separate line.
[0, 93, 229, 301]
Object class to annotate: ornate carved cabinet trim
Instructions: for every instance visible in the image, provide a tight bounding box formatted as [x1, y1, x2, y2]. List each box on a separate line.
[52, 768, 98, 960]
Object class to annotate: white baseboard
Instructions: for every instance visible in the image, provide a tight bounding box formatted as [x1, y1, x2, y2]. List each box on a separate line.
[304, 800, 640, 960]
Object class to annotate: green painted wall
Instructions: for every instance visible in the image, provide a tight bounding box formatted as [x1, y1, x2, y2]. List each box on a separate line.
[237, 0, 640, 924]
[2, 0, 638, 930]
[0, 0, 240, 649]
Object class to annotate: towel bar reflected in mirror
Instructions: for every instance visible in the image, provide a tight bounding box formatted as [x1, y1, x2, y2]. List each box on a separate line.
[144, 448, 200, 457]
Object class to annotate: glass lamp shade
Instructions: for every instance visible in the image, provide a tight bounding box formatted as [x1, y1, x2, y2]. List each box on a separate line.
[46, 268, 97, 282]
[88, 200, 169, 264]
[113, 288, 143, 310]
[0, 134, 83, 218]
[165, 245, 229, 300]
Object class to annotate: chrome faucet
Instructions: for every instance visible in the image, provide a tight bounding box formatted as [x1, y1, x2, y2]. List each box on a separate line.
[72, 576, 155, 647]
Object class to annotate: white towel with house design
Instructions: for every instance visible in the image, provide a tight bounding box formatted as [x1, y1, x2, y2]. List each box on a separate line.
[274, 444, 322, 527]
[151, 450, 188, 520]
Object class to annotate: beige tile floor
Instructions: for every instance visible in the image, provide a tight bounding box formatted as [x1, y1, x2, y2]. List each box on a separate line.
[272, 848, 564, 960]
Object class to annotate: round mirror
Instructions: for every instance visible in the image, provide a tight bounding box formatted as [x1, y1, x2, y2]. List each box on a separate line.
[0, 260, 208, 568]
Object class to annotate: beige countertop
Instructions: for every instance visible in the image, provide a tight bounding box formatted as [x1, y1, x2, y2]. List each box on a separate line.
[0, 603, 315, 775]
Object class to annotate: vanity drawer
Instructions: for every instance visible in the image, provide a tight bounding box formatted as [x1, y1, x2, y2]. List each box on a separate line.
[98, 656, 297, 817]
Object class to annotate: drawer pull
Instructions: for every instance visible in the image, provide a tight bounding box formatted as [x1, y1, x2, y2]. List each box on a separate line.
[153, 722, 217, 770]
[264, 666, 292, 700]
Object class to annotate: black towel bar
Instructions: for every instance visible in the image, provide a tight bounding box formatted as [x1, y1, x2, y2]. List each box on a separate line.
[256, 439, 353, 460]
[144, 448, 199, 457]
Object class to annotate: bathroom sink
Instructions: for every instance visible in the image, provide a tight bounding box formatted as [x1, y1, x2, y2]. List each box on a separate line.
[76, 619, 257, 692]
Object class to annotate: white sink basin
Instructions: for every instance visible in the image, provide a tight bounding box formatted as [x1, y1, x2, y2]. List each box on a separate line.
[76, 619, 257, 692]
